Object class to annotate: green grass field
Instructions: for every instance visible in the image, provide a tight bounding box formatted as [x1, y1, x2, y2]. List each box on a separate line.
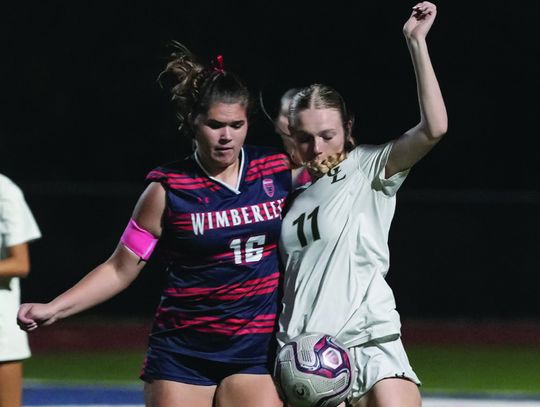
[408, 344, 540, 395]
[24, 344, 540, 395]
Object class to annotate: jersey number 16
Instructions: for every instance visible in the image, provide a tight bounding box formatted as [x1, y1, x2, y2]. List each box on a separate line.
[229, 235, 266, 264]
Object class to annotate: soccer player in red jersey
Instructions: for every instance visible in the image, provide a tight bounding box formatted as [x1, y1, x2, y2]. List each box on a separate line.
[18, 44, 290, 407]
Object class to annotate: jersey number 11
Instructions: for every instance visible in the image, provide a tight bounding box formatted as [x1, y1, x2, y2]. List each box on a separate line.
[292, 206, 320, 247]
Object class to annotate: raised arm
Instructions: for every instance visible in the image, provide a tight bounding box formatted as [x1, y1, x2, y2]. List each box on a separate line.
[17, 182, 166, 331]
[386, 2, 448, 178]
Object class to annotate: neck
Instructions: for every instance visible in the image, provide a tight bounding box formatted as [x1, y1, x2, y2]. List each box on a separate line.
[213, 160, 240, 187]
[197, 150, 242, 190]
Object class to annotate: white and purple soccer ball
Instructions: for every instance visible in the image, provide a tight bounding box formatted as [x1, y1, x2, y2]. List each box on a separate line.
[274, 332, 354, 407]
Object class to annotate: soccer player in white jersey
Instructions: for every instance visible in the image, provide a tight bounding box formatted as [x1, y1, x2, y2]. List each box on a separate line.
[277, 3, 447, 406]
[0, 173, 41, 407]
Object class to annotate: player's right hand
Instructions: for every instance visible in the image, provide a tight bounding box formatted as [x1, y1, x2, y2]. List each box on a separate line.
[17, 303, 57, 332]
[403, 2, 437, 41]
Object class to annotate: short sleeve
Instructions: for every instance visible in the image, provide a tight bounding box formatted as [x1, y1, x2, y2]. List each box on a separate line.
[351, 142, 410, 197]
[0, 176, 41, 247]
[146, 168, 168, 183]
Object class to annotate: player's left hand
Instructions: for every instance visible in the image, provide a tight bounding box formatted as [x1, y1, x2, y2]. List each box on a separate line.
[403, 2, 437, 41]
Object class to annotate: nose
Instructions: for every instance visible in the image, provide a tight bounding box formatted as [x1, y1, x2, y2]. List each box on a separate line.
[219, 126, 233, 143]
[311, 137, 323, 157]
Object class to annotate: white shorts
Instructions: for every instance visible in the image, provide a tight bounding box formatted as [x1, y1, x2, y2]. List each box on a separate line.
[0, 277, 31, 362]
[347, 336, 420, 403]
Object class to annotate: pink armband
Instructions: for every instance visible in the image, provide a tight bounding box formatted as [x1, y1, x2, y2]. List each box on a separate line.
[120, 219, 158, 261]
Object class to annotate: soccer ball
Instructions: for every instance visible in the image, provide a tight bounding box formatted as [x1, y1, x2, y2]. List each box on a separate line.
[274, 332, 354, 407]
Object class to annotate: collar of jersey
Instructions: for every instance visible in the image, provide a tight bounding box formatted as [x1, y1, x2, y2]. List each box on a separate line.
[193, 147, 245, 195]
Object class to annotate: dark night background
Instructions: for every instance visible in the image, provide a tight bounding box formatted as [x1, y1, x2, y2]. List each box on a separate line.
[2, 1, 538, 321]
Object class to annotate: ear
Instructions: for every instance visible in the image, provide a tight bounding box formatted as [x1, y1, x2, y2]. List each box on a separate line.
[287, 124, 294, 139]
[345, 117, 354, 137]
[187, 111, 198, 134]
[344, 117, 357, 151]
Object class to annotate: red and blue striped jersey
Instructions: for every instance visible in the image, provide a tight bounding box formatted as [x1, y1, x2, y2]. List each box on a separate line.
[146, 145, 291, 363]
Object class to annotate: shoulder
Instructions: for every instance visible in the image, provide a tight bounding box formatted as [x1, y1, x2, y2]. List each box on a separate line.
[145, 156, 198, 186]
[243, 145, 291, 173]
[343, 142, 394, 183]
[243, 145, 291, 189]
[0, 173, 10, 185]
[350, 142, 392, 159]
[0, 173, 20, 191]
[243, 144, 285, 159]
[348, 142, 394, 170]
[0, 174, 24, 203]
[0, 174, 41, 243]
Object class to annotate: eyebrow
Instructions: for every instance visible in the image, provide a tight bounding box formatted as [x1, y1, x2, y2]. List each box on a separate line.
[293, 129, 337, 137]
[206, 118, 245, 125]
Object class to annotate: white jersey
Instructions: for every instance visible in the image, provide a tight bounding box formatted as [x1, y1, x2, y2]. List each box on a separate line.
[277, 142, 409, 348]
[0, 174, 41, 361]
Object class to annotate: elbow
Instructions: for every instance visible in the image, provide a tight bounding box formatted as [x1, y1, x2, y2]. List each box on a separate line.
[420, 107, 448, 140]
[424, 120, 448, 141]
[15, 257, 31, 278]
[431, 124, 448, 140]
[18, 263, 31, 278]
[5, 243, 32, 278]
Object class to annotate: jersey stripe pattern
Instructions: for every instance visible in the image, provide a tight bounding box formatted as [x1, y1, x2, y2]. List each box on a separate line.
[146, 145, 291, 363]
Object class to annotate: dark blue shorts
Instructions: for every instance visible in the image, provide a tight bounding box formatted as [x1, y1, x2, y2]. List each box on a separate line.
[140, 346, 272, 386]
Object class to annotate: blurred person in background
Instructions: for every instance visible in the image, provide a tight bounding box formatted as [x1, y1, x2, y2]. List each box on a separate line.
[0, 173, 41, 407]
[262, 87, 313, 188]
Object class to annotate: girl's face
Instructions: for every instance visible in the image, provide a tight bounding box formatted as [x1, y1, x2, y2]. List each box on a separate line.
[193, 102, 248, 172]
[290, 108, 346, 164]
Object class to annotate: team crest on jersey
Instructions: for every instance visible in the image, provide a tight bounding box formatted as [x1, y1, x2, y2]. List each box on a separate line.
[262, 178, 275, 197]
[328, 165, 346, 184]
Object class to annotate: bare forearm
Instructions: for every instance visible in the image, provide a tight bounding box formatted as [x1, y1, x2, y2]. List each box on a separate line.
[48, 265, 134, 321]
[0, 243, 30, 277]
[0, 257, 29, 277]
[17, 256, 140, 331]
[386, 2, 446, 176]
[407, 36, 448, 138]
[18, 184, 165, 332]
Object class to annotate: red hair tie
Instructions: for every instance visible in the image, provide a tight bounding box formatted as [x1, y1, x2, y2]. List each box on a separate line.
[212, 55, 224, 73]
